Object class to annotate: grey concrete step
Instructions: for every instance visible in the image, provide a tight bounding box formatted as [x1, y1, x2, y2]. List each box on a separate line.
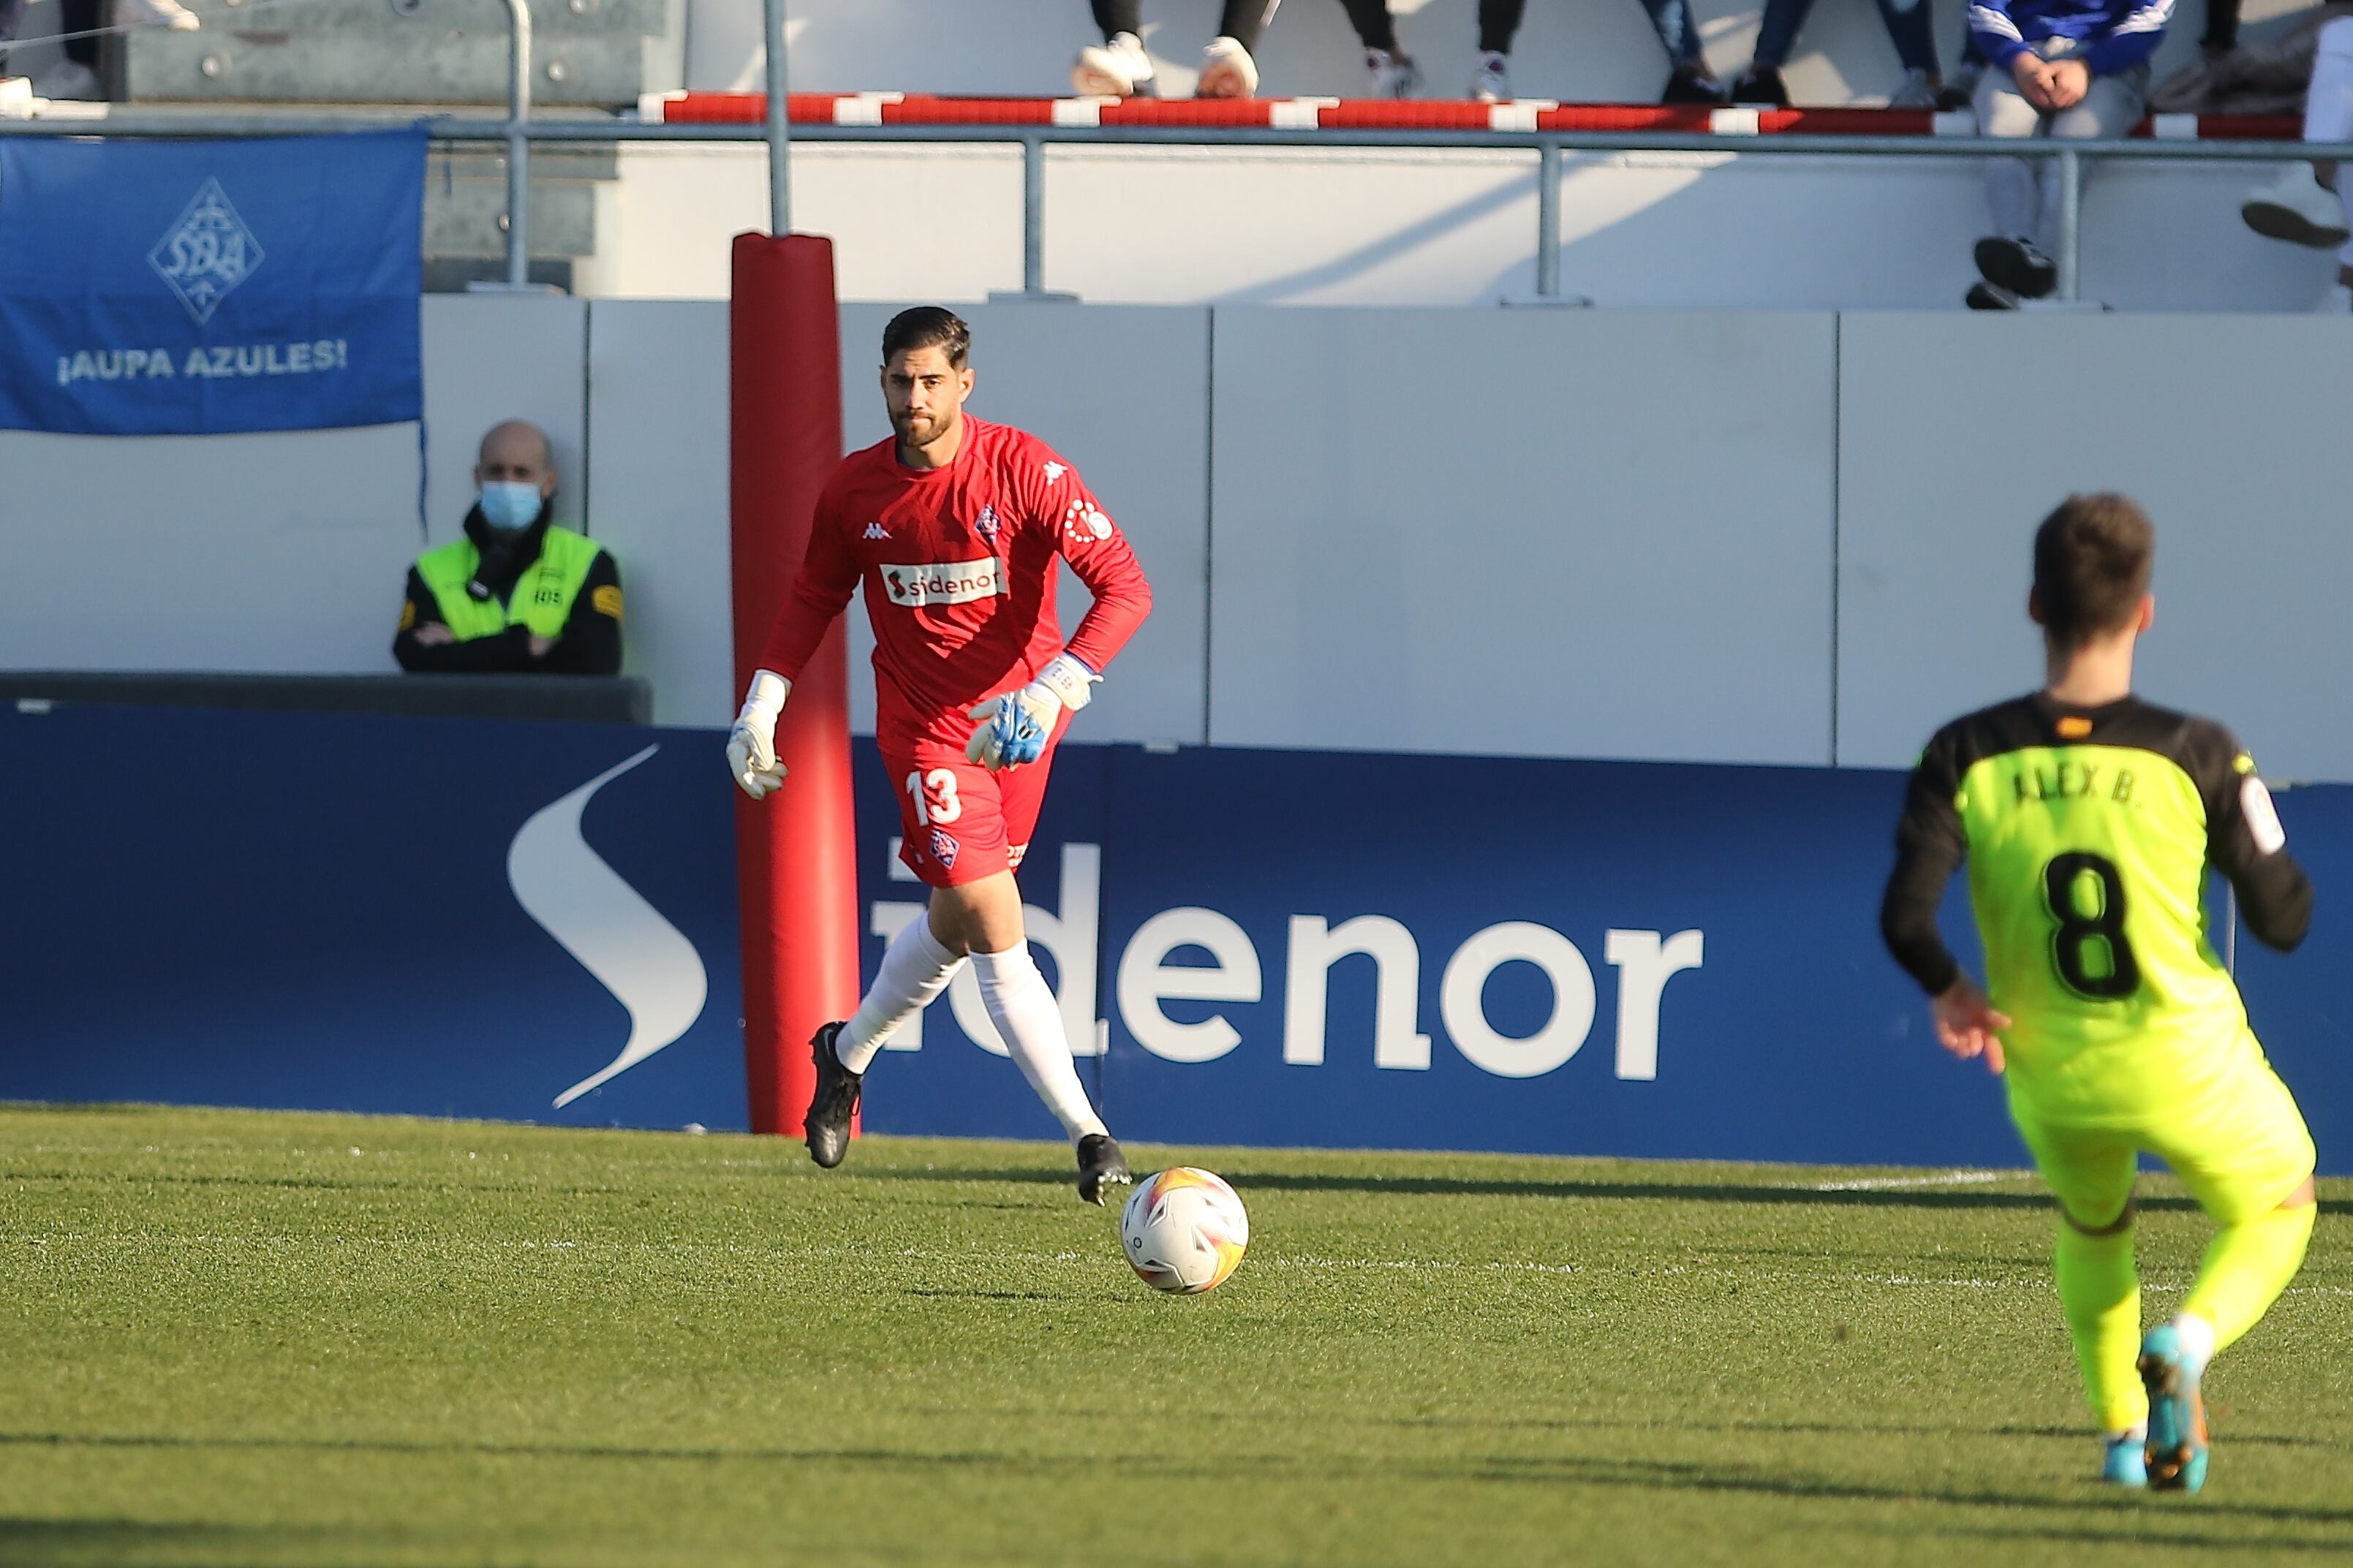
[126, 26, 681, 107]
[432, 142, 619, 183]
[426, 170, 595, 257]
[208, 0, 678, 39]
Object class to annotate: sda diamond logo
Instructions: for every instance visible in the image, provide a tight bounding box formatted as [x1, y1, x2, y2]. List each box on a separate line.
[148, 178, 265, 325]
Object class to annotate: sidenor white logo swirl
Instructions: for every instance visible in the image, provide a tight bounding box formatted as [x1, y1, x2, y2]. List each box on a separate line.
[508, 744, 709, 1108]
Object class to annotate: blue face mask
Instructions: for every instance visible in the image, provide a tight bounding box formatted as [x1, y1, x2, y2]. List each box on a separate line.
[479, 480, 544, 533]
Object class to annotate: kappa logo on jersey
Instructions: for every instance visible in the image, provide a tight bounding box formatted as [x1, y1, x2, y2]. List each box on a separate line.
[863, 523, 891, 540]
[973, 504, 1000, 542]
[929, 827, 961, 869]
[1043, 461, 1068, 484]
[882, 558, 1008, 607]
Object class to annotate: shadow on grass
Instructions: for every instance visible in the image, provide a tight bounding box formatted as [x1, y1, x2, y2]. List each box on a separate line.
[0, 1516, 401, 1568]
[853, 1164, 2353, 1218]
[1375, 1412, 2352, 1453]
[7, 1431, 2350, 1537]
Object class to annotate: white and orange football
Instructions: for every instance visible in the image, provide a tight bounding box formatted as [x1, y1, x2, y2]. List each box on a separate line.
[1119, 1167, 1249, 1295]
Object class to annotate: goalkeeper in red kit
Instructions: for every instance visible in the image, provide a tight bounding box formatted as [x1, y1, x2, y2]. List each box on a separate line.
[727, 307, 1153, 1204]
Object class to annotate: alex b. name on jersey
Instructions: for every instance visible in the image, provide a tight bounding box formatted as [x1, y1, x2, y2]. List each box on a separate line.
[883, 558, 1007, 607]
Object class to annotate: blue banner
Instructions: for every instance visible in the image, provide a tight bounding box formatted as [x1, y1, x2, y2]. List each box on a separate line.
[4, 705, 2349, 1175]
[0, 129, 424, 435]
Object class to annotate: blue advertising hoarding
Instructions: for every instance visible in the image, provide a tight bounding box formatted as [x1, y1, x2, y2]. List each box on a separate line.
[4, 704, 2346, 1174]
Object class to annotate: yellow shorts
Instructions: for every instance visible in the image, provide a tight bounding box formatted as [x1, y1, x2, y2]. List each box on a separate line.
[2009, 1045, 2316, 1228]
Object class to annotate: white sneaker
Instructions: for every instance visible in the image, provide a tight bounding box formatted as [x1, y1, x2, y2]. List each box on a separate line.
[1889, 67, 1938, 109]
[1196, 35, 1258, 99]
[1073, 31, 1154, 99]
[32, 59, 102, 100]
[117, 0, 201, 30]
[2243, 164, 2350, 249]
[1365, 48, 1420, 99]
[1470, 52, 1512, 103]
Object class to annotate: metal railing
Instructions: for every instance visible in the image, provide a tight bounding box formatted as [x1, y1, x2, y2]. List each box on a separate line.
[1, 15, 2343, 302]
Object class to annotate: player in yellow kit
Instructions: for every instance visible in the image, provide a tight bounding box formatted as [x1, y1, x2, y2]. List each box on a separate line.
[1878, 493, 2319, 1493]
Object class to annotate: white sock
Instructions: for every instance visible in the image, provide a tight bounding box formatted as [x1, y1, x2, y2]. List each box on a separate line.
[838, 917, 964, 1075]
[970, 942, 1108, 1143]
[2170, 1311, 2217, 1379]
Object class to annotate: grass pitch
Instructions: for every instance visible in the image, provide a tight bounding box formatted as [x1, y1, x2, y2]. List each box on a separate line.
[2, 1105, 2349, 1567]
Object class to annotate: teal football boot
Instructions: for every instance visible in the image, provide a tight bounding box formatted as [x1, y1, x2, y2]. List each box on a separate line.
[2138, 1324, 2210, 1493]
[2101, 1432, 2148, 1488]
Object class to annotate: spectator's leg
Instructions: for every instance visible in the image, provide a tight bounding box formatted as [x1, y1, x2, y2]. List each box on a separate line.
[1335, 0, 1398, 52]
[1876, 0, 1940, 78]
[1217, 0, 1280, 53]
[1975, 63, 2044, 249]
[2202, 0, 2240, 57]
[1750, 0, 1816, 72]
[1478, 0, 1525, 54]
[1642, 0, 1704, 69]
[1, 0, 26, 52]
[2311, 18, 2353, 230]
[1091, 0, 1143, 44]
[64, 0, 100, 66]
[2042, 64, 2148, 251]
[2241, 17, 2353, 252]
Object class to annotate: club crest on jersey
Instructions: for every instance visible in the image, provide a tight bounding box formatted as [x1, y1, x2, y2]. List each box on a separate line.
[929, 828, 961, 869]
[973, 504, 1000, 542]
[882, 558, 1007, 607]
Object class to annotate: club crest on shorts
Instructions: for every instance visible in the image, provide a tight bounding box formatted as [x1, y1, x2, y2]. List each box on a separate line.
[929, 827, 961, 869]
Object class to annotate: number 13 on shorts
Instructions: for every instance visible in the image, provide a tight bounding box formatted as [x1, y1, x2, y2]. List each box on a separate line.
[904, 768, 962, 827]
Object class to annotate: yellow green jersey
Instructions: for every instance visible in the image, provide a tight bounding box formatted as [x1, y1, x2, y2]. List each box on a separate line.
[1880, 694, 2312, 1124]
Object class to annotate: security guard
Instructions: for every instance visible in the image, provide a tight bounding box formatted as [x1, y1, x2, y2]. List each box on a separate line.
[393, 420, 622, 674]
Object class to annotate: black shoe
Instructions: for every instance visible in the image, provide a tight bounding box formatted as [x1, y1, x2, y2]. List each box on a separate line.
[1076, 1134, 1131, 1206]
[1662, 65, 1727, 105]
[1965, 279, 2021, 311]
[1974, 235, 2056, 299]
[1934, 80, 1974, 112]
[1728, 66, 1788, 107]
[804, 1021, 861, 1169]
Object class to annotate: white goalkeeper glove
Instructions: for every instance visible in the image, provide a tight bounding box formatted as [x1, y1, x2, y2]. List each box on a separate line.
[966, 653, 1098, 771]
[727, 670, 791, 799]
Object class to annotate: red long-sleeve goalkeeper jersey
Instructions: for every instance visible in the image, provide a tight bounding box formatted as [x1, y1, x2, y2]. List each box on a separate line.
[758, 417, 1153, 753]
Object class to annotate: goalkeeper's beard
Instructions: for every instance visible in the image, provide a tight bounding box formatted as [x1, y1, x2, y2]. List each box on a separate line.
[893, 406, 957, 452]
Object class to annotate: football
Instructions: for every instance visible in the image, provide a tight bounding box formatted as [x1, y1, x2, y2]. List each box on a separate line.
[1119, 1167, 1250, 1295]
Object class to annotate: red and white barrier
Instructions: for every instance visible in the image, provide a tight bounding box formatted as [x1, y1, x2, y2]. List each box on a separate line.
[641, 91, 2302, 142]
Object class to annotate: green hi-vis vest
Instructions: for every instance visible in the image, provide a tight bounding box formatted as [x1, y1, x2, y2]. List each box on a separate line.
[416, 526, 600, 642]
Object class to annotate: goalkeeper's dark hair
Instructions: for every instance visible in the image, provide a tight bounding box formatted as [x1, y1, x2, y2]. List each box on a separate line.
[882, 306, 970, 368]
[2033, 492, 2154, 648]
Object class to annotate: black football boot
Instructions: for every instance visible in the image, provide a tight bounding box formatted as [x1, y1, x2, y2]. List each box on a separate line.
[1076, 1133, 1131, 1206]
[804, 1022, 861, 1169]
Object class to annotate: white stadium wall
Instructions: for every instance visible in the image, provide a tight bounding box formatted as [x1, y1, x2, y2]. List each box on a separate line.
[1836, 311, 2353, 782]
[578, 144, 2346, 315]
[0, 295, 588, 680]
[559, 0, 2351, 312]
[1205, 306, 1837, 765]
[10, 297, 2353, 780]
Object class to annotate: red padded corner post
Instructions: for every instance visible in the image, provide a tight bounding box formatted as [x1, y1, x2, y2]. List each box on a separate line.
[729, 232, 858, 1136]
